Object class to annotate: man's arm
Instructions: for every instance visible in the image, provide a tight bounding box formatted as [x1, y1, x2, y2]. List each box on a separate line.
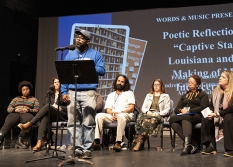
[122, 104, 135, 113]
[95, 52, 105, 76]
[106, 104, 135, 114]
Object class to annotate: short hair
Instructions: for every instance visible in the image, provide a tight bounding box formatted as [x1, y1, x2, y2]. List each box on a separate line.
[189, 75, 201, 87]
[112, 74, 130, 91]
[18, 81, 33, 94]
[149, 79, 166, 94]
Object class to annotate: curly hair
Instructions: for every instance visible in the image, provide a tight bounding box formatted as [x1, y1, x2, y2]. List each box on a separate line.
[18, 81, 33, 94]
[112, 74, 131, 91]
[189, 75, 202, 87]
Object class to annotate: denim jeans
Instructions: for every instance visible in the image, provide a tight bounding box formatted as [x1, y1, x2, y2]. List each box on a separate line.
[67, 90, 96, 152]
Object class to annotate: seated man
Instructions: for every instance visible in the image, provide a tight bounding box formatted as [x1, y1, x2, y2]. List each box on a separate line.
[93, 74, 135, 152]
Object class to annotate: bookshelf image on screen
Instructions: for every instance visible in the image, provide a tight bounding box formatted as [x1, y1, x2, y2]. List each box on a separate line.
[70, 23, 130, 99]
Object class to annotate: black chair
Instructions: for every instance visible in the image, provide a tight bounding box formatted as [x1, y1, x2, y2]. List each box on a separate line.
[159, 99, 175, 150]
[101, 107, 140, 150]
[50, 121, 68, 146]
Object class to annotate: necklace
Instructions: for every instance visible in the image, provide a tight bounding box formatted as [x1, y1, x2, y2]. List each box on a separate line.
[186, 91, 199, 100]
[78, 49, 88, 60]
[113, 92, 121, 109]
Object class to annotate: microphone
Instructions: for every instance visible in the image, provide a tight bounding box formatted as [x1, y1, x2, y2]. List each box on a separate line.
[55, 45, 75, 51]
[46, 84, 55, 94]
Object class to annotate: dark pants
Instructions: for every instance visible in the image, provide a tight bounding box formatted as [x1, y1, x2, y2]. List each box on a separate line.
[201, 116, 216, 148]
[169, 114, 201, 140]
[223, 113, 233, 151]
[30, 104, 65, 140]
[0, 113, 34, 137]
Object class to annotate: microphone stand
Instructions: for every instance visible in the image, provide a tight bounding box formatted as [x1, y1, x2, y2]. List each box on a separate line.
[26, 90, 66, 163]
[60, 50, 64, 60]
[58, 73, 94, 166]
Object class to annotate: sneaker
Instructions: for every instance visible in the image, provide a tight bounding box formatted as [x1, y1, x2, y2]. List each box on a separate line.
[74, 149, 84, 158]
[201, 144, 217, 155]
[83, 151, 92, 159]
[93, 142, 101, 151]
[224, 151, 233, 157]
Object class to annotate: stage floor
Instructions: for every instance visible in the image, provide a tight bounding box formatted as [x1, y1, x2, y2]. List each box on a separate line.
[0, 136, 231, 167]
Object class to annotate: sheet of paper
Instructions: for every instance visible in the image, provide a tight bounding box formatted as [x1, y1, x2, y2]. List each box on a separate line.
[201, 107, 212, 118]
[177, 112, 195, 116]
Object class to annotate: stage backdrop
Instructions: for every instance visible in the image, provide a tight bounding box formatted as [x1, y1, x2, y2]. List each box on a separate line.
[36, 3, 233, 108]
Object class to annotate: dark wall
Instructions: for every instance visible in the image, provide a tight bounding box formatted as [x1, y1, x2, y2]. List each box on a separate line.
[0, 5, 38, 128]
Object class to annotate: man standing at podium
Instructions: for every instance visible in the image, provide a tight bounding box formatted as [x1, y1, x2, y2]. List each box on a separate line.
[61, 29, 105, 159]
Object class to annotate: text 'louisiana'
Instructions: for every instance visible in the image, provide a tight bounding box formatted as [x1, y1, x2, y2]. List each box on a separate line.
[169, 56, 213, 65]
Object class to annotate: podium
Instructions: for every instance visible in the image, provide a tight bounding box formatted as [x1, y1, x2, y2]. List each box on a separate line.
[55, 60, 98, 166]
[55, 60, 98, 84]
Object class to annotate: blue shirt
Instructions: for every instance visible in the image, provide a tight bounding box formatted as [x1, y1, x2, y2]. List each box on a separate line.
[60, 48, 105, 96]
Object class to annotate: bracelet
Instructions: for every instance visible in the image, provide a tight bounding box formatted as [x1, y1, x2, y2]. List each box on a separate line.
[215, 112, 220, 118]
[121, 111, 124, 113]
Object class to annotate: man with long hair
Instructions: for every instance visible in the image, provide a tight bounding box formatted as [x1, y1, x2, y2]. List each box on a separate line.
[93, 74, 135, 152]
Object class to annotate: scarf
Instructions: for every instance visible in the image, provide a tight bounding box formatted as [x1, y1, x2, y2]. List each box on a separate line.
[186, 90, 200, 100]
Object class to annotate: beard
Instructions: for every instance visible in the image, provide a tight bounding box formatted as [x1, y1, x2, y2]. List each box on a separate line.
[116, 84, 125, 91]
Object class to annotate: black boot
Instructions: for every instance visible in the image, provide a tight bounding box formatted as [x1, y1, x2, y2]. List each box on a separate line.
[0, 132, 5, 144]
[15, 136, 28, 149]
[190, 138, 197, 154]
[0, 132, 5, 149]
[180, 135, 192, 156]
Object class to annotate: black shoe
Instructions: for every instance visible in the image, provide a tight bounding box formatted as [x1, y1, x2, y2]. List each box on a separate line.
[190, 144, 197, 154]
[201, 144, 217, 155]
[180, 136, 192, 156]
[224, 151, 233, 157]
[83, 151, 92, 159]
[15, 137, 28, 149]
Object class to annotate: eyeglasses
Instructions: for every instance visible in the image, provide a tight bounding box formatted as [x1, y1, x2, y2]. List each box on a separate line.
[154, 84, 160, 87]
[76, 36, 87, 41]
[188, 82, 196, 85]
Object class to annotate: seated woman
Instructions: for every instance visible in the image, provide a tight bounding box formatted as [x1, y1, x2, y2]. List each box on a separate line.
[132, 79, 170, 151]
[18, 77, 69, 151]
[169, 75, 209, 156]
[0, 81, 39, 149]
[201, 70, 233, 157]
